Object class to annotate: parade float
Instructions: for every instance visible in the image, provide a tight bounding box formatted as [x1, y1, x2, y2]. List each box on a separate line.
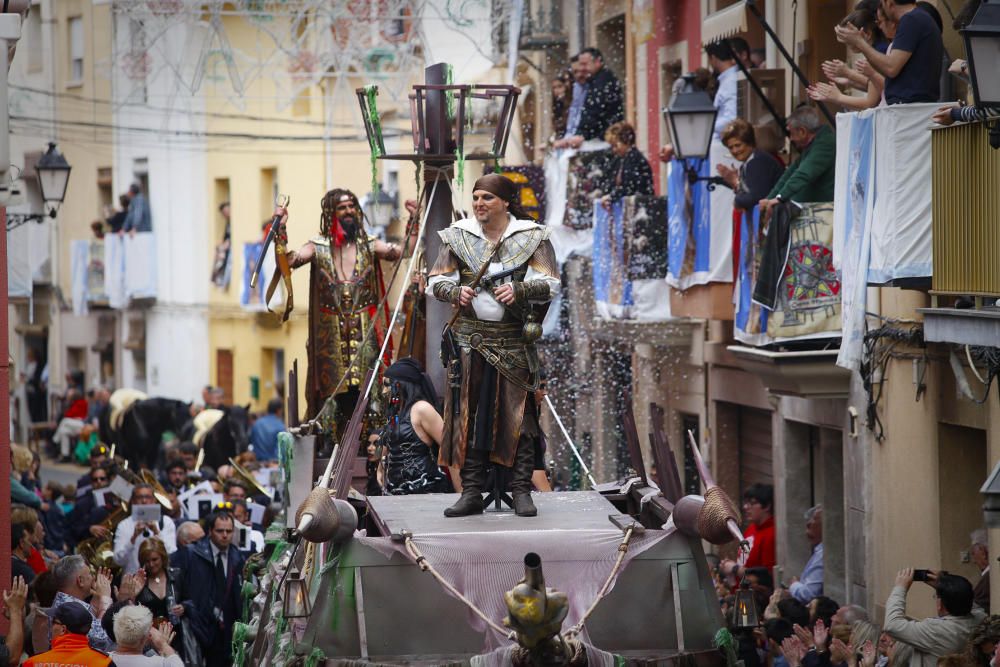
[237, 65, 746, 666]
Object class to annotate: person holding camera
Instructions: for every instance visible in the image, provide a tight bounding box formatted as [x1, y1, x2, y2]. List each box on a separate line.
[883, 568, 985, 667]
[113, 485, 177, 575]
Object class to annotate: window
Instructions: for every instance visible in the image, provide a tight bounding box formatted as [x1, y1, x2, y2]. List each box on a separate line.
[26, 8, 43, 73]
[68, 16, 84, 85]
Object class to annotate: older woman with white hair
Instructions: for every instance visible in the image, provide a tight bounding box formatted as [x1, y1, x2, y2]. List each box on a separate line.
[109, 604, 183, 666]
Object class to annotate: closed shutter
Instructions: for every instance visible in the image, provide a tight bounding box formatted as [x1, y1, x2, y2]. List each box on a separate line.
[739, 407, 773, 489]
[217, 349, 234, 405]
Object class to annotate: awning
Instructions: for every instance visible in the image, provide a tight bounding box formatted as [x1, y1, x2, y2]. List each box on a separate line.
[702, 1, 748, 44]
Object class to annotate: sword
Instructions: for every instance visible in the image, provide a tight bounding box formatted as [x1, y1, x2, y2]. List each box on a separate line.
[250, 193, 290, 289]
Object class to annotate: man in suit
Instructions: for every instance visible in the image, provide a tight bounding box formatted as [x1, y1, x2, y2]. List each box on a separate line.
[171, 511, 246, 666]
[553, 47, 624, 149]
[972, 529, 990, 613]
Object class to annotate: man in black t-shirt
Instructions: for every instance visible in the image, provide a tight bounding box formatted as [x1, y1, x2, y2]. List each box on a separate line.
[835, 0, 943, 104]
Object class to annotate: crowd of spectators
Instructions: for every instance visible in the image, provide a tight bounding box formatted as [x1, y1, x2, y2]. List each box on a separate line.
[3, 381, 287, 665]
[711, 481, 999, 667]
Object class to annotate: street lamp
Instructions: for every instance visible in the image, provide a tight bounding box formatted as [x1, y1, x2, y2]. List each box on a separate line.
[7, 142, 72, 231]
[663, 75, 726, 188]
[961, 0, 1000, 149]
[363, 187, 398, 234]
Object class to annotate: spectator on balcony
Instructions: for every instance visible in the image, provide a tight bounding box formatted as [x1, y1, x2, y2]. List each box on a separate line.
[759, 107, 836, 212]
[810, 9, 884, 110]
[970, 529, 990, 613]
[716, 120, 785, 211]
[706, 40, 740, 142]
[835, 0, 943, 105]
[740, 483, 776, 571]
[554, 48, 623, 149]
[751, 48, 766, 68]
[599, 122, 654, 209]
[107, 193, 130, 235]
[728, 37, 753, 70]
[550, 69, 574, 140]
[915, 1, 955, 102]
[657, 41, 738, 163]
[854, 0, 890, 50]
[123, 182, 152, 235]
[552, 56, 589, 147]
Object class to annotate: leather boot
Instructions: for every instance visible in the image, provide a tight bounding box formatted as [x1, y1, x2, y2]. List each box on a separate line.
[444, 451, 486, 517]
[511, 438, 537, 517]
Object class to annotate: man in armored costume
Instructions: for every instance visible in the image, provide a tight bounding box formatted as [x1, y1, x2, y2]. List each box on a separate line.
[274, 189, 402, 439]
[427, 174, 559, 517]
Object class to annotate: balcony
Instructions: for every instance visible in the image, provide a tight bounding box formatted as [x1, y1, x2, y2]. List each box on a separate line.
[919, 120, 1000, 348]
[70, 233, 158, 313]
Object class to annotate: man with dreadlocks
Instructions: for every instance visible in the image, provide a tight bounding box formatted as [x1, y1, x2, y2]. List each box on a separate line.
[273, 189, 403, 437]
[427, 174, 560, 518]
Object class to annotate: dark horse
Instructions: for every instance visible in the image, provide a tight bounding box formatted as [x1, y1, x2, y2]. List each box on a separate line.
[115, 398, 192, 470]
[199, 404, 252, 471]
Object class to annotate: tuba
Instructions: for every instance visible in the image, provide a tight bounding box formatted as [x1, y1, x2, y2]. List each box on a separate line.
[228, 457, 274, 500]
[76, 500, 128, 573]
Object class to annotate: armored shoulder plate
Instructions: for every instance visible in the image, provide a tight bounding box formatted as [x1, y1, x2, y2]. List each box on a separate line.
[438, 224, 550, 271]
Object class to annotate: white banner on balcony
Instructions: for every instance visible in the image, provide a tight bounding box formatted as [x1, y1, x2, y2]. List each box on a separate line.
[104, 232, 157, 308]
[125, 233, 158, 300]
[70, 240, 90, 316]
[832, 103, 938, 281]
[105, 234, 127, 309]
[836, 111, 877, 371]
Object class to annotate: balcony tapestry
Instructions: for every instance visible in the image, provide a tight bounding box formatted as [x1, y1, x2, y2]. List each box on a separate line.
[241, 241, 282, 310]
[666, 140, 737, 290]
[543, 141, 611, 265]
[734, 203, 841, 345]
[499, 166, 546, 221]
[592, 196, 670, 320]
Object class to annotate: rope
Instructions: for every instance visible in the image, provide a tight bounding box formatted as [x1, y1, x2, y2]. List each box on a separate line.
[563, 526, 635, 638]
[404, 536, 516, 640]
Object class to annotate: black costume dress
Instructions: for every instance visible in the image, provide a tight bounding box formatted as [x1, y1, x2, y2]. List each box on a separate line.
[383, 413, 451, 495]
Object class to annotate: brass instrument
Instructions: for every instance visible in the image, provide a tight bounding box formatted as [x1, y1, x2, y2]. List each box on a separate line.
[76, 500, 128, 573]
[141, 469, 177, 511]
[116, 464, 173, 513]
[228, 457, 273, 499]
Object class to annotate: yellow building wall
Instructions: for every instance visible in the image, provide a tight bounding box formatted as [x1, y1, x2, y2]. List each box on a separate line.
[52, 0, 113, 299]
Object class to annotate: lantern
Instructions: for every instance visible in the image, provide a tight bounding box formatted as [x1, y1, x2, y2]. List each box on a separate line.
[663, 74, 718, 161]
[36, 142, 72, 205]
[732, 579, 759, 630]
[962, 0, 1000, 109]
[282, 568, 312, 618]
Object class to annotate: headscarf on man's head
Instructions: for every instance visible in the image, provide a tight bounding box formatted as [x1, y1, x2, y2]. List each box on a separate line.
[320, 188, 363, 246]
[471, 174, 530, 221]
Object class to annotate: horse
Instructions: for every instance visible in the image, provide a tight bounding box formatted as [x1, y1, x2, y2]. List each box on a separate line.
[197, 404, 252, 471]
[114, 397, 193, 470]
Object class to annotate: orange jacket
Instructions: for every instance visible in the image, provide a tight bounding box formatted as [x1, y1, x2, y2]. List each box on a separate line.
[23, 633, 111, 667]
